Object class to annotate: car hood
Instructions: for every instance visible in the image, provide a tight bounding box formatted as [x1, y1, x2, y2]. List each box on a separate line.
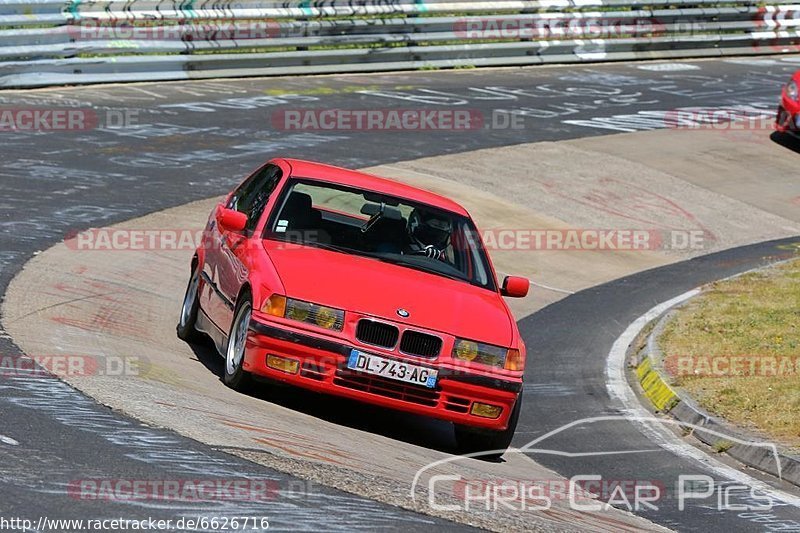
[263, 241, 513, 346]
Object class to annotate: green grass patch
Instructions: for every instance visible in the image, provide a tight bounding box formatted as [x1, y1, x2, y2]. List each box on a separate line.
[659, 259, 800, 450]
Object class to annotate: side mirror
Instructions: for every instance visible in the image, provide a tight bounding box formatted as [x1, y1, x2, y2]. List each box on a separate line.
[501, 276, 530, 298]
[217, 208, 248, 233]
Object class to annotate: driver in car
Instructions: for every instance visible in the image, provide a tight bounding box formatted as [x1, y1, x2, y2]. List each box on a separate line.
[405, 209, 453, 260]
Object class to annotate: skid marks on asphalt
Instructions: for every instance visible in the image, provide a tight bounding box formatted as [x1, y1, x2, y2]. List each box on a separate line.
[154, 401, 362, 468]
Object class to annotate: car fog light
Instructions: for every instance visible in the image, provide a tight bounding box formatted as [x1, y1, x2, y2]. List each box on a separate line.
[470, 402, 503, 419]
[267, 354, 299, 374]
[794, 115, 800, 128]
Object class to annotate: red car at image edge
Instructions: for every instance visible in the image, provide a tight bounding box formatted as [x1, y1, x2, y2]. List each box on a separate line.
[177, 158, 530, 455]
[776, 70, 800, 134]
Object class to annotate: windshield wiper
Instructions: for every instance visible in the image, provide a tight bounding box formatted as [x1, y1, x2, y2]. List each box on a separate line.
[306, 241, 353, 254]
[304, 240, 383, 260]
[387, 257, 467, 283]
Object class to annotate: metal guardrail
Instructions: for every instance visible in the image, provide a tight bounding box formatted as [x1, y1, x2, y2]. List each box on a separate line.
[1, 0, 800, 88]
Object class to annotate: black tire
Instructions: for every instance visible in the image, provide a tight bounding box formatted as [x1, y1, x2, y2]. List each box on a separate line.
[223, 293, 254, 392]
[176, 263, 202, 342]
[454, 395, 523, 459]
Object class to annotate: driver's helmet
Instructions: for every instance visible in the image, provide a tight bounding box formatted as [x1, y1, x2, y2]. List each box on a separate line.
[408, 209, 452, 249]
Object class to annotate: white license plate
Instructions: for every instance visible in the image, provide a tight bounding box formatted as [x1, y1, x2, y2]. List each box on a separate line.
[347, 349, 438, 389]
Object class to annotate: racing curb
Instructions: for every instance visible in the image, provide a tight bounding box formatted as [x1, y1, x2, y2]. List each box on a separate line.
[629, 292, 800, 489]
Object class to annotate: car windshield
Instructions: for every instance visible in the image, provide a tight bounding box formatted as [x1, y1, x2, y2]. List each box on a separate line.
[265, 178, 496, 291]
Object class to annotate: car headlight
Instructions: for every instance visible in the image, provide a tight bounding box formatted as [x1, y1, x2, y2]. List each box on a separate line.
[262, 295, 344, 331]
[787, 80, 798, 101]
[452, 339, 523, 371]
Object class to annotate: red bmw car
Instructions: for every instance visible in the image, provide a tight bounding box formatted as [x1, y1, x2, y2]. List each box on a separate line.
[177, 159, 529, 455]
[776, 70, 800, 134]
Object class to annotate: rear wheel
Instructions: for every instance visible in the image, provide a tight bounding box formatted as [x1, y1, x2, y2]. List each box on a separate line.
[176, 264, 202, 342]
[224, 295, 254, 392]
[454, 395, 522, 459]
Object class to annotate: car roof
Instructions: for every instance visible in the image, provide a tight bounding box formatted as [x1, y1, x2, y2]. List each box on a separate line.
[278, 158, 469, 217]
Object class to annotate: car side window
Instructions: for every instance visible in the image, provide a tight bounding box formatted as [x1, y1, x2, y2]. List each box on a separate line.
[227, 164, 282, 233]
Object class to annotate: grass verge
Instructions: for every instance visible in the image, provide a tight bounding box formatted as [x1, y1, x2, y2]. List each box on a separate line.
[658, 258, 800, 450]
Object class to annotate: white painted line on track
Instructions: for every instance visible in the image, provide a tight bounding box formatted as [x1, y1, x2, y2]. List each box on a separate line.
[0, 434, 19, 446]
[530, 281, 575, 295]
[606, 288, 800, 507]
[636, 63, 700, 71]
[723, 58, 781, 67]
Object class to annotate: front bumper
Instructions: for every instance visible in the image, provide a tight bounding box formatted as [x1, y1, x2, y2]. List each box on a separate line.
[245, 319, 522, 430]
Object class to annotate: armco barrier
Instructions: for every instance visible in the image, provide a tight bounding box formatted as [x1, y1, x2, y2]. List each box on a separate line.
[1, 0, 800, 88]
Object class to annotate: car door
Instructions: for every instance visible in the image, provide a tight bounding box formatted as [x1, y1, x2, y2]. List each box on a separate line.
[205, 163, 282, 332]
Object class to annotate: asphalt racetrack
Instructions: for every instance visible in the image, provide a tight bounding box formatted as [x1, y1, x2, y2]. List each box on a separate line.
[2, 57, 800, 532]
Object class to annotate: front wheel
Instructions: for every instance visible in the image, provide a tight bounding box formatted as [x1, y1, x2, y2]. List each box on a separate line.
[224, 295, 254, 392]
[454, 395, 522, 459]
[177, 265, 202, 342]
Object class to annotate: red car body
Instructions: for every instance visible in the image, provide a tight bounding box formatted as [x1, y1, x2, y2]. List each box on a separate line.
[178, 158, 529, 453]
[776, 70, 800, 134]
